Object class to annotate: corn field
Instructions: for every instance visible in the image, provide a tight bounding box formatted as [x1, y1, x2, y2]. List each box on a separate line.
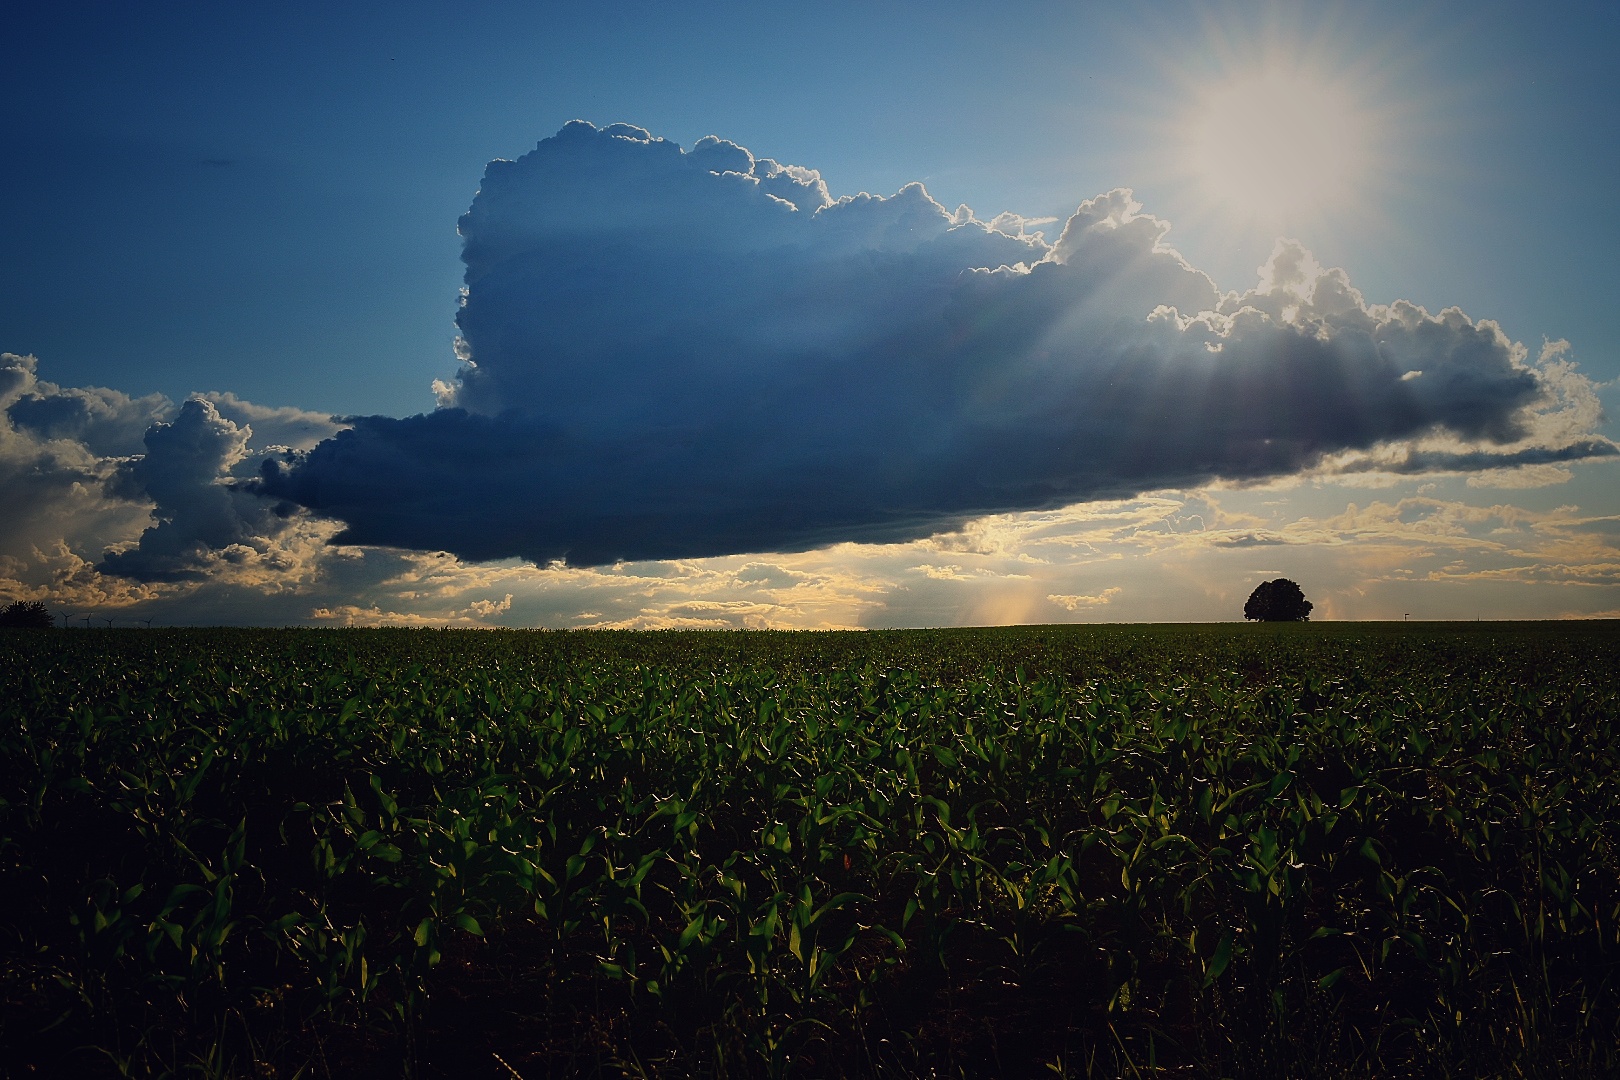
[2, 623, 1617, 1077]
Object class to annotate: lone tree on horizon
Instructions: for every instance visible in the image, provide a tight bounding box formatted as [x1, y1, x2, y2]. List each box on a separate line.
[1244, 579, 1313, 622]
[0, 600, 55, 629]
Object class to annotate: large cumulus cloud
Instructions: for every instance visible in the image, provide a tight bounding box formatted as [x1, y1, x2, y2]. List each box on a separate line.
[260, 121, 1612, 566]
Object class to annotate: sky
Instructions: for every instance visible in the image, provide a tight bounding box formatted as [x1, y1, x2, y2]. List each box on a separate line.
[3, 0, 1618, 627]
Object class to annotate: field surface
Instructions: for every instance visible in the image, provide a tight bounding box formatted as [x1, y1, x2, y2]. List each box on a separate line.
[2, 623, 1618, 1078]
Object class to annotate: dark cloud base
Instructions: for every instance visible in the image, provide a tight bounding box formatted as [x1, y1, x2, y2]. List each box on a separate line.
[263, 313, 1553, 567]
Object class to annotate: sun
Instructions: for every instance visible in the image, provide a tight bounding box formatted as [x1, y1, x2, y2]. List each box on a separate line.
[1115, 8, 1414, 252]
[1185, 67, 1373, 225]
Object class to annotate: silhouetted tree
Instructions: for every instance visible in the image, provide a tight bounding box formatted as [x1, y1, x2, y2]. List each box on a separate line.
[1244, 579, 1312, 622]
[0, 600, 55, 629]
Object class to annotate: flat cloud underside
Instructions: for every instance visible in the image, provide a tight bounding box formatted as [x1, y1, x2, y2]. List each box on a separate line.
[240, 121, 1609, 565]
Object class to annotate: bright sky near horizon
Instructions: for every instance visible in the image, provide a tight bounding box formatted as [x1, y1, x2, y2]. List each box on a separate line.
[3, 0, 1618, 627]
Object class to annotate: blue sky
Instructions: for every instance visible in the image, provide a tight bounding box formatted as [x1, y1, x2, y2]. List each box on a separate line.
[3, 0, 1617, 626]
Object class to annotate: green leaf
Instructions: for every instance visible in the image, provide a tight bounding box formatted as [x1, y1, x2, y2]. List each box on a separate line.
[1203, 931, 1233, 988]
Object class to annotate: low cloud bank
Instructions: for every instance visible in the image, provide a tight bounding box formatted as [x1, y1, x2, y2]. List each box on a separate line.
[1, 352, 166, 567]
[0, 352, 339, 586]
[259, 121, 1611, 566]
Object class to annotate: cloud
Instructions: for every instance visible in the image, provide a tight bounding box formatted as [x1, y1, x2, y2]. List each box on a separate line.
[0, 354, 345, 604]
[4, 352, 172, 457]
[1209, 531, 1291, 547]
[312, 589, 515, 627]
[260, 121, 1613, 567]
[201, 392, 342, 452]
[2, 351, 352, 596]
[0, 353, 157, 575]
[1048, 587, 1122, 609]
[99, 398, 305, 582]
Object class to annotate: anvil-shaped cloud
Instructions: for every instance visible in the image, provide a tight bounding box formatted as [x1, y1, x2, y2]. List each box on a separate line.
[252, 121, 1610, 567]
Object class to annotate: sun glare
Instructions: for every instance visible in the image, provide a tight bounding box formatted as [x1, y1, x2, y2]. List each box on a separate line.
[1185, 68, 1373, 225]
[1113, 8, 1415, 257]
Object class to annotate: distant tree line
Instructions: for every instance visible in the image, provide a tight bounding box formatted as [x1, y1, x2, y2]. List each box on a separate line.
[0, 601, 55, 629]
